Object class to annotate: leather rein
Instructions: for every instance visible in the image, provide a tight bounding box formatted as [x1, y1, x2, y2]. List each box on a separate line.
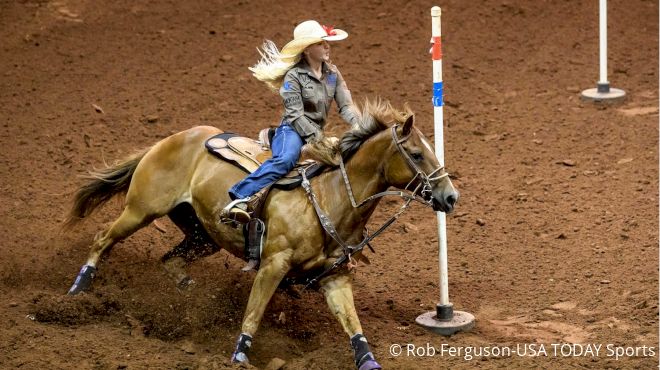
[299, 124, 448, 289]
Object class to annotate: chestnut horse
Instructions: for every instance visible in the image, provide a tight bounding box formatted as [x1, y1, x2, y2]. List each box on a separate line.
[65, 100, 458, 369]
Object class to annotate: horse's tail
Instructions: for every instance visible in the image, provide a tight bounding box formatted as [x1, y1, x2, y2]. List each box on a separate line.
[64, 148, 150, 228]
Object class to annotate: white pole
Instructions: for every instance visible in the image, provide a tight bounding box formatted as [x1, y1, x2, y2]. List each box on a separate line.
[416, 7, 475, 334]
[430, 6, 449, 308]
[598, 0, 608, 86]
[581, 0, 625, 101]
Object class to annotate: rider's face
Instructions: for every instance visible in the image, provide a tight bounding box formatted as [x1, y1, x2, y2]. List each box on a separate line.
[304, 41, 330, 63]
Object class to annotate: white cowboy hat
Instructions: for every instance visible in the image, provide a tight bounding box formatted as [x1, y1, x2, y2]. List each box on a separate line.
[280, 20, 348, 61]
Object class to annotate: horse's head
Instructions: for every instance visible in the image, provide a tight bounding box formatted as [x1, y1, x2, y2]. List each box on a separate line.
[340, 99, 459, 213]
[385, 115, 459, 213]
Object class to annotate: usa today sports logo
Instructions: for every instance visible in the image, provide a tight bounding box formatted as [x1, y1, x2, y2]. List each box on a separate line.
[388, 343, 656, 361]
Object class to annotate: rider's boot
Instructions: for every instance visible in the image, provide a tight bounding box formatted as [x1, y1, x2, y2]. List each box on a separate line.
[220, 187, 268, 225]
[221, 197, 252, 224]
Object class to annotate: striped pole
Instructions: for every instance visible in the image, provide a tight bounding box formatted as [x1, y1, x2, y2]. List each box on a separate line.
[581, 0, 625, 102]
[416, 6, 474, 336]
[430, 6, 450, 313]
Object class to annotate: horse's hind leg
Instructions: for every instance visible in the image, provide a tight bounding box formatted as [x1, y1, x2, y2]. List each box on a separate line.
[161, 202, 221, 290]
[68, 206, 154, 295]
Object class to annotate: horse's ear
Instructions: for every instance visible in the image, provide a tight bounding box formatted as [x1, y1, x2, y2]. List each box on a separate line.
[402, 115, 414, 136]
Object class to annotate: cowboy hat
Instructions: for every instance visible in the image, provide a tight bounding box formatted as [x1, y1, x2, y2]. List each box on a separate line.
[280, 20, 348, 61]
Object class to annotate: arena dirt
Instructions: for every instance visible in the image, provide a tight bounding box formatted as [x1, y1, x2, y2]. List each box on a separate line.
[0, 0, 657, 369]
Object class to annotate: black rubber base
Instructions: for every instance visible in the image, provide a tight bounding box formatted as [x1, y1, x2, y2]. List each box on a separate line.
[436, 303, 454, 321]
[416, 309, 475, 336]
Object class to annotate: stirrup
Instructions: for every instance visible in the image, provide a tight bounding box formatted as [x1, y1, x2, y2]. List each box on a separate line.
[221, 198, 251, 224]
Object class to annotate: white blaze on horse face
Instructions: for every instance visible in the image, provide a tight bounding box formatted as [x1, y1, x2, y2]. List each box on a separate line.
[420, 135, 435, 157]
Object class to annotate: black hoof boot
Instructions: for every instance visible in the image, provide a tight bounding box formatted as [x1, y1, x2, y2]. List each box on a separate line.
[67, 264, 97, 295]
[351, 334, 382, 370]
[230, 333, 252, 363]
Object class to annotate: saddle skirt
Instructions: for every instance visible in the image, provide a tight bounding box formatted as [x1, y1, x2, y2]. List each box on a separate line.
[205, 132, 325, 190]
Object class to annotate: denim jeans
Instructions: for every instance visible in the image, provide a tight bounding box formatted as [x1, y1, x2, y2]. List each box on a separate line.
[228, 124, 304, 200]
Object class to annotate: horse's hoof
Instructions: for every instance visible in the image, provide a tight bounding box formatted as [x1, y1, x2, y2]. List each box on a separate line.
[67, 265, 96, 295]
[241, 259, 259, 272]
[358, 360, 382, 370]
[283, 285, 302, 299]
[176, 276, 196, 291]
[231, 351, 249, 363]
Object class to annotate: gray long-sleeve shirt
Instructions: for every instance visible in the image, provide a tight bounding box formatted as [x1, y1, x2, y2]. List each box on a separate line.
[279, 60, 358, 143]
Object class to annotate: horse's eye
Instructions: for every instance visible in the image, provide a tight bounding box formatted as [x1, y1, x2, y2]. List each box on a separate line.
[411, 152, 424, 162]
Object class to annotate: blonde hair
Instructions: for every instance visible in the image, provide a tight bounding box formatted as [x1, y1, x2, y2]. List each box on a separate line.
[248, 40, 301, 92]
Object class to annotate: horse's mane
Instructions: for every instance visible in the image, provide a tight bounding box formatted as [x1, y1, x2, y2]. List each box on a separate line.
[340, 98, 413, 160]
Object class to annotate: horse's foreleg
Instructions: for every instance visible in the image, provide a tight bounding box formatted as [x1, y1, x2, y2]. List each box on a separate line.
[161, 235, 220, 290]
[161, 255, 193, 290]
[231, 251, 292, 363]
[161, 202, 222, 290]
[321, 274, 382, 370]
[68, 206, 153, 295]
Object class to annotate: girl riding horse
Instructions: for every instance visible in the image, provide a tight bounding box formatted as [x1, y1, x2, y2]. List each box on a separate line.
[223, 20, 360, 225]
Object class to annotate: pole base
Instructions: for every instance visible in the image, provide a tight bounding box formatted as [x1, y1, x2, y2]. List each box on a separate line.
[416, 307, 475, 336]
[581, 86, 626, 103]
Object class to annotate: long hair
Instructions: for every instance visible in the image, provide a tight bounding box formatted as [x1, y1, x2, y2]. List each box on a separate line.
[248, 40, 301, 92]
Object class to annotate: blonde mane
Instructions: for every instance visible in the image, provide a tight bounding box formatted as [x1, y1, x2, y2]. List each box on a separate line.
[340, 98, 413, 160]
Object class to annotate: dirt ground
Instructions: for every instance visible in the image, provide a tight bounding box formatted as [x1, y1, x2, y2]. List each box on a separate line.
[1, 0, 658, 369]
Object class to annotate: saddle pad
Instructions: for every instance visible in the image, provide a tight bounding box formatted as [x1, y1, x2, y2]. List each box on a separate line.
[205, 132, 326, 190]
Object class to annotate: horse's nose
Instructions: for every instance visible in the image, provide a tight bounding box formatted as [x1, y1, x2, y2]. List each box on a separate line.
[445, 191, 459, 209]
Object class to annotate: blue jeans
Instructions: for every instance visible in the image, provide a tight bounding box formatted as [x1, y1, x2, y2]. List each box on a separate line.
[228, 124, 304, 200]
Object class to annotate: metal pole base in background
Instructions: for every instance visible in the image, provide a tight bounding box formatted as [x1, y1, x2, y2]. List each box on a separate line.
[581, 82, 626, 103]
[416, 303, 475, 336]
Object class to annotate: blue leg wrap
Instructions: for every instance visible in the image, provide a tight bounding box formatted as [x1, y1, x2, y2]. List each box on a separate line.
[67, 264, 96, 295]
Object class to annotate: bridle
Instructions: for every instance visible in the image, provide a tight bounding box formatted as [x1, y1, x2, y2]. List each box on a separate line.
[338, 124, 448, 210]
[391, 124, 448, 204]
[297, 123, 450, 289]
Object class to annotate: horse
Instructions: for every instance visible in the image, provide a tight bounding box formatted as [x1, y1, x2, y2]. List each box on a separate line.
[64, 99, 459, 370]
